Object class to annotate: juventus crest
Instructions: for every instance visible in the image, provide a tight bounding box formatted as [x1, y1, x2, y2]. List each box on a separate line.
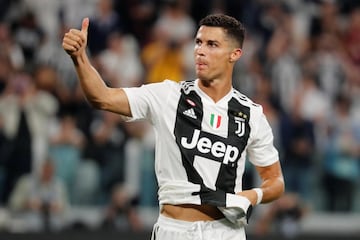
[234, 116, 246, 137]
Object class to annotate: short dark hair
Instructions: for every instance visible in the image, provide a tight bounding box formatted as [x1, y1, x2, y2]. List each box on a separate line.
[199, 14, 245, 48]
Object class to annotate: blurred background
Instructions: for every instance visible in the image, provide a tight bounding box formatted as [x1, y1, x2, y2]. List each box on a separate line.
[0, 0, 359, 239]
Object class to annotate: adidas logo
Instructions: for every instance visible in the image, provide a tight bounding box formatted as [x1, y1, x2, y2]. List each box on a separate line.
[183, 108, 197, 119]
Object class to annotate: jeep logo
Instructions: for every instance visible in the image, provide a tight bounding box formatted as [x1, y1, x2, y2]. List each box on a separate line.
[180, 129, 239, 164]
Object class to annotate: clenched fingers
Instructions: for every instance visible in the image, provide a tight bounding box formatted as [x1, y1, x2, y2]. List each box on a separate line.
[62, 29, 87, 53]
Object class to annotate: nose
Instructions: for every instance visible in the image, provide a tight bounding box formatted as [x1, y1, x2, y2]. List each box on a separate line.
[194, 44, 205, 56]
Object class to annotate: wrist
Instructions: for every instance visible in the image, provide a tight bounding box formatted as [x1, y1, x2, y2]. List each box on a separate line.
[253, 188, 263, 205]
[71, 52, 89, 66]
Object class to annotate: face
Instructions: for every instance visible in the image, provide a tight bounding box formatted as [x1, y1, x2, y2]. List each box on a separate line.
[41, 161, 54, 182]
[194, 26, 241, 81]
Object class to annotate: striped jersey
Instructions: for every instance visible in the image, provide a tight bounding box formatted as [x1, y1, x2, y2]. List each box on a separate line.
[123, 79, 278, 208]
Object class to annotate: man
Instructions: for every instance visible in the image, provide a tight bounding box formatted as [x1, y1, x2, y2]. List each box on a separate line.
[8, 159, 69, 232]
[63, 14, 284, 239]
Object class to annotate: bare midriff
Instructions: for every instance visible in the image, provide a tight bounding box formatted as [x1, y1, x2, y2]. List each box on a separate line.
[161, 204, 225, 221]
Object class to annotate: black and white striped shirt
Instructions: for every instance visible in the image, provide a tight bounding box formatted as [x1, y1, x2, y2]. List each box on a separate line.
[124, 79, 278, 208]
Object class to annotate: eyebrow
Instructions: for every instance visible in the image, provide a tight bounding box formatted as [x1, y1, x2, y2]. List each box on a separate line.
[208, 40, 220, 45]
[196, 38, 221, 45]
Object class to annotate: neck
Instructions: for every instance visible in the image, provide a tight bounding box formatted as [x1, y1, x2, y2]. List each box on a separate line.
[198, 78, 232, 103]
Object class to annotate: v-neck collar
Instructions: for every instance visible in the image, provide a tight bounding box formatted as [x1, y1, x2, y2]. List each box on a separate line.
[194, 79, 233, 106]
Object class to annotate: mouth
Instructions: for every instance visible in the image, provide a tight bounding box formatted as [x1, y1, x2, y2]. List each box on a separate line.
[195, 62, 207, 70]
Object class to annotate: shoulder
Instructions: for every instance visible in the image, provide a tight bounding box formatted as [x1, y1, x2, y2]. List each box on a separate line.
[124, 79, 181, 109]
[125, 79, 179, 97]
[232, 89, 263, 111]
[140, 79, 194, 94]
[142, 79, 180, 90]
[230, 89, 265, 126]
[14, 175, 33, 188]
[179, 79, 196, 94]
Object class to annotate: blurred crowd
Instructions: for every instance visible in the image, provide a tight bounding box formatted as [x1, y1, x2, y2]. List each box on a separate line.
[0, 0, 359, 234]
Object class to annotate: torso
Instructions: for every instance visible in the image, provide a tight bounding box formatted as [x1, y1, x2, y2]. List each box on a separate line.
[161, 204, 224, 221]
[124, 79, 278, 219]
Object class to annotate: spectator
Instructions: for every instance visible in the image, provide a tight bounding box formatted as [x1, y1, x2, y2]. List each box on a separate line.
[280, 93, 316, 203]
[11, 11, 45, 70]
[19, 0, 62, 43]
[0, 70, 58, 204]
[123, 121, 156, 208]
[61, 0, 98, 31]
[265, 24, 302, 114]
[314, 32, 346, 103]
[141, 0, 196, 84]
[8, 158, 69, 232]
[101, 183, 143, 231]
[98, 32, 144, 88]
[0, 21, 25, 70]
[114, 0, 159, 47]
[49, 112, 85, 204]
[87, 0, 124, 56]
[342, 7, 360, 93]
[0, 55, 13, 94]
[87, 111, 127, 203]
[322, 94, 360, 212]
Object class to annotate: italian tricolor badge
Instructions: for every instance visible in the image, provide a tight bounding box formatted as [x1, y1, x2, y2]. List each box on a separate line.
[210, 113, 222, 129]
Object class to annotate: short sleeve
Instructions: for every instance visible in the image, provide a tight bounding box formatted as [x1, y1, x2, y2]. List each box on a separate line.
[247, 111, 279, 167]
[123, 85, 152, 121]
[123, 80, 176, 123]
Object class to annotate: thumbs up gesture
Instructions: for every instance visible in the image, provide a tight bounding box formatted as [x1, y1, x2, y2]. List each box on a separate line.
[62, 18, 89, 57]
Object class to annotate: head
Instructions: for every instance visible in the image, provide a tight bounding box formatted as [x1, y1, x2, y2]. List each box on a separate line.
[194, 14, 245, 81]
[9, 71, 34, 95]
[40, 159, 55, 183]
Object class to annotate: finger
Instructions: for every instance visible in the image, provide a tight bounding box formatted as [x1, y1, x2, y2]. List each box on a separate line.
[66, 31, 82, 43]
[63, 38, 81, 50]
[81, 17, 89, 34]
[67, 30, 87, 44]
[62, 42, 77, 52]
[63, 35, 80, 46]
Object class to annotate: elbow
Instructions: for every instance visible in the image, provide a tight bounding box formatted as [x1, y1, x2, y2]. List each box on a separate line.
[280, 183, 285, 198]
[277, 176, 286, 198]
[268, 176, 286, 202]
[86, 98, 103, 110]
[88, 98, 118, 114]
[85, 90, 111, 110]
[89, 100, 103, 110]
[86, 97, 108, 111]
[85, 88, 117, 112]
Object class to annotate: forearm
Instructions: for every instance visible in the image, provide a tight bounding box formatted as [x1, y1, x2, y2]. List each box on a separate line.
[63, 18, 132, 116]
[238, 162, 285, 206]
[258, 175, 284, 203]
[71, 53, 109, 109]
[256, 161, 285, 204]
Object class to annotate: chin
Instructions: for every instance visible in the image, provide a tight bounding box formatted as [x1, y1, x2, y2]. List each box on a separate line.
[196, 72, 209, 81]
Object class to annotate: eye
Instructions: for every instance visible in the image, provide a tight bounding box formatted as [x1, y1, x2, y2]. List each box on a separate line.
[208, 41, 218, 47]
[195, 39, 202, 46]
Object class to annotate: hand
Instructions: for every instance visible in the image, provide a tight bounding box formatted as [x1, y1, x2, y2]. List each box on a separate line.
[62, 18, 89, 57]
[218, 195, 253, 226]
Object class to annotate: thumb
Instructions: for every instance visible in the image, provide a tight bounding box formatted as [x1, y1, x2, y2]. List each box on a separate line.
[81, 17, 89, 34]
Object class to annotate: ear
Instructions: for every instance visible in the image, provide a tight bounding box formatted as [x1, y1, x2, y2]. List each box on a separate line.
[229, 48, 242, 63]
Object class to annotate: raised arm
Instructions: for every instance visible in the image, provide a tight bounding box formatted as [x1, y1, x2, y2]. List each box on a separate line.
[62, 18, 131, 116]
